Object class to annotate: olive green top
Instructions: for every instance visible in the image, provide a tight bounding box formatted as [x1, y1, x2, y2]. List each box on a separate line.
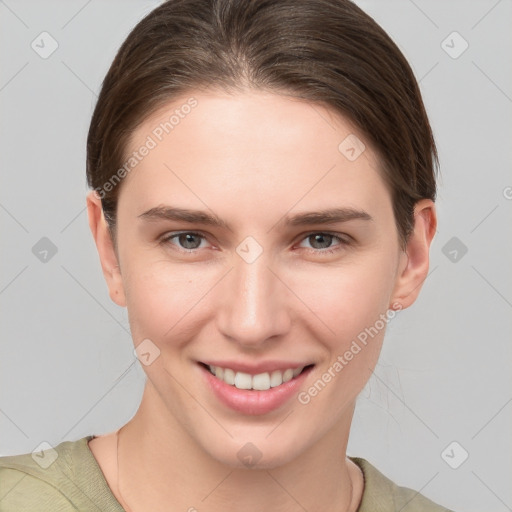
[0, 436, 453, 511]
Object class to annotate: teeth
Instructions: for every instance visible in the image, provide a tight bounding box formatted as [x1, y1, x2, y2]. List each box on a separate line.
[282, 369, 294, 382]
[270, 370, 283, 388]
[207, 365, 305, 390]
[234, 371, 252, 390]
[252, 372, 271, 391]
[223, 368, 235, 385]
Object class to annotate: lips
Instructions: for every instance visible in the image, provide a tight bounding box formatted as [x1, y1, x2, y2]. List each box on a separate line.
[198, 361, 315, 415]
[203, 363, 312, 390]
[201, 359, 314, 373]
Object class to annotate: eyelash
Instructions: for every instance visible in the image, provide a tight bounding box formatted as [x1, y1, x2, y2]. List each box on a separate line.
[159, 231, 351, 255]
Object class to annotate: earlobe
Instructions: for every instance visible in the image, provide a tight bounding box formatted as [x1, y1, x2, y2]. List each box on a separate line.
[86, 191, 126, 307]
[389, 199, 437, 310]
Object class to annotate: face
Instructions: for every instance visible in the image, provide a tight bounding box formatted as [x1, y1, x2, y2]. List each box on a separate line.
[89, 89, 433, 469]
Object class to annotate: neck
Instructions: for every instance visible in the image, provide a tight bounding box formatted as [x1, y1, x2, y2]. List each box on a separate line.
[115, 381, 362, 512]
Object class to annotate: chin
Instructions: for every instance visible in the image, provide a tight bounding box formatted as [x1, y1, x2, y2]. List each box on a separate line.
[204, 435, 305, 470]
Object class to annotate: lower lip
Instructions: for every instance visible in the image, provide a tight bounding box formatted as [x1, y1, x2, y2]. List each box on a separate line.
[199, 364, 313, 415]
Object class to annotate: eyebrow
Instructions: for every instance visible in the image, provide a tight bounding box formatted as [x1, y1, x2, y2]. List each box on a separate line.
[138, 205, 373, 230]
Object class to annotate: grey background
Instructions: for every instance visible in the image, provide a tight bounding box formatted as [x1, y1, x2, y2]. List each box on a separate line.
[1, 1, 511, 511]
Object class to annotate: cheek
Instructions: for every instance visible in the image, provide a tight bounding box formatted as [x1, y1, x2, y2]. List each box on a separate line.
[286, 255, 396, 340]
[287, 254, 397, 394]
[293, 265, 395, 413]
[121, 240, 398, 360]
[122, 261, 214, 345]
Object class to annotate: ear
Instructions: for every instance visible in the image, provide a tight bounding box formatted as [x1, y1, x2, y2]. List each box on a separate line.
[86, 191, 126, 307]
[389, 199, 437, 310]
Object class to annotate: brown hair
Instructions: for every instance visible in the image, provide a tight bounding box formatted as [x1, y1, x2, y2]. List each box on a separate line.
[86, 0, 438, 251]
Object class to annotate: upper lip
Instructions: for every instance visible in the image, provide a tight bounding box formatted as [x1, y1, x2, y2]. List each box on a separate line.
[199, 360, 314, 374]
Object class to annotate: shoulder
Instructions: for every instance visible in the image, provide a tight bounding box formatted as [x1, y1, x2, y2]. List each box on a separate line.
[0, 436, 123, 512]
[350, 457, 455, 512]
[0, 440, 80, 512]
[0, 466, 77, 511]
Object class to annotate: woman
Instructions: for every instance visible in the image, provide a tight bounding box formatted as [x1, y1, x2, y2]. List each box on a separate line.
[0, 0, 453, 510]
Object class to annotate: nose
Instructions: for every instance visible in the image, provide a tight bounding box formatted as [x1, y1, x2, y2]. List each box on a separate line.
[216, 249, 291, 348]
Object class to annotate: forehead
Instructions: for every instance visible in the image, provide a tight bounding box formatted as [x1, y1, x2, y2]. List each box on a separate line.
[119, 89, 391, 225]
[130, 89, 370, 158]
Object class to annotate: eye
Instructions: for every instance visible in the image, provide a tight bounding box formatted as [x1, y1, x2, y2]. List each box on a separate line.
[159, 230, 351, 255]
[160, 231, 209, 252]
[297, 232, 350, 254]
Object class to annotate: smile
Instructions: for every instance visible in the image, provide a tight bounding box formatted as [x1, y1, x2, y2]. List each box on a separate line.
[204, 364, 312, 391]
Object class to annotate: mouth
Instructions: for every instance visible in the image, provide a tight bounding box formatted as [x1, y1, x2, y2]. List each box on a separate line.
[198, 361, 315, 415]
[198, 362, 315, 391]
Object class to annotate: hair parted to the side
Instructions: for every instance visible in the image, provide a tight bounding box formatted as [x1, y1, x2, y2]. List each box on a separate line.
[86, 0, 438, 251]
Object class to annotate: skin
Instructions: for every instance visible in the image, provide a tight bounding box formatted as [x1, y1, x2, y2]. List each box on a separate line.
[87, 89, 437, 512]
